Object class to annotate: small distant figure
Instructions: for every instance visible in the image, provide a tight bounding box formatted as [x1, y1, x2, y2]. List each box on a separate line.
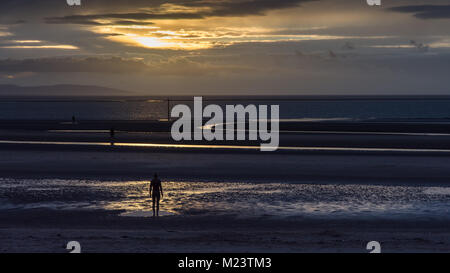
[149, 173, 163, 217]
[110, 127, 115, 139]
[72, 115, 76, 124]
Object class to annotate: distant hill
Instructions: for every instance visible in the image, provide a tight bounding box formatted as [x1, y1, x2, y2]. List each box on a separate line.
[0, 84, 132, 96]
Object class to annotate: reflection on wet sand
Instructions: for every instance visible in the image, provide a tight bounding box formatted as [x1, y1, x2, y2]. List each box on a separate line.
[0, 178, 449, 220]
[2, 140, 450, 153]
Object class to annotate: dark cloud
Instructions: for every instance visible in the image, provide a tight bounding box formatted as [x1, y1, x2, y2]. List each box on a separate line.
[0, 57, 149, 73]
[113, 20, 154, 26]
[45, 17, 157, 26]
[0, 56, 244, 76]
[182, 0, 314, 17]
[45, 12, 204, 25]
[342, 42, 355, 50]
[1, 20, 27, 25]
[44, 0, 315, 25]
[410, 40, 429, 53]
[390, 5, 450, 19]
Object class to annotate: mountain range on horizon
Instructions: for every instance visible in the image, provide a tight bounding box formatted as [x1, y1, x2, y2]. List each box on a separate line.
[0, 84, 132, 97]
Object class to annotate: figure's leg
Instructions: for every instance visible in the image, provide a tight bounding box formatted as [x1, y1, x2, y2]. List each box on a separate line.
[156, 196, 160, 216]
[152, 196, 156, 217]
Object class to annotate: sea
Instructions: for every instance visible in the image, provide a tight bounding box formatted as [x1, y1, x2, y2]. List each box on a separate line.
[1, 96, 450, 122]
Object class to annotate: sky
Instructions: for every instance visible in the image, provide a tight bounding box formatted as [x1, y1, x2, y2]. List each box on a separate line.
[0, 0, 449, 95]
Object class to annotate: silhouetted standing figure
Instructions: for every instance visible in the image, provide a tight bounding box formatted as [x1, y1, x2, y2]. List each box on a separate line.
[149, 173, 163, 217]
[109, 127, 115, 146]
[72, 115, 76, 124]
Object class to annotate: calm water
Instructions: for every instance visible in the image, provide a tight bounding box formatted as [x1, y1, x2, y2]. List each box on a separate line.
[1, 97, 450, 121]
[1, 178, 449, 220]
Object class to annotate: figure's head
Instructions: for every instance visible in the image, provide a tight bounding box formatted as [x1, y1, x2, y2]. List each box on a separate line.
[154, 173, 158, 178]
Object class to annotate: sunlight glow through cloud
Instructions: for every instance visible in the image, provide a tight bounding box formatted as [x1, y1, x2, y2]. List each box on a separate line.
[1, 0, 450, 95]
[0, 45, 79, 49]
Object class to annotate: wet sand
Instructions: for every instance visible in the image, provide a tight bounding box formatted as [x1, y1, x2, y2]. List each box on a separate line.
[0, 209, 449, 253]
[0, 120, 450, 252]
[1, 141, 450, 184]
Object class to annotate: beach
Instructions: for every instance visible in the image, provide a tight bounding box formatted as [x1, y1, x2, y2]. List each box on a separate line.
[2, 0, 450, 257]
[1, 210, 449, 253]
[0, 119, 449, 252]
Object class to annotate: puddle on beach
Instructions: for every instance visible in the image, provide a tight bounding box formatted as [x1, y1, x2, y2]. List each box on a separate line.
[119, 210, 174, 217]
[0, 178, 449, 219]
